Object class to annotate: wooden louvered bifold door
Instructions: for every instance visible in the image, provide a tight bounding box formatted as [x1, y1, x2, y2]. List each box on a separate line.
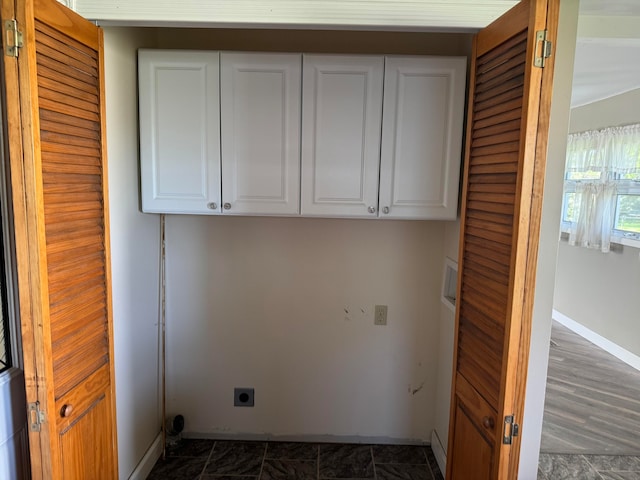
[3, 0, 118, 477]
[458, 29, 528, 416]
[447, 0, 558, 479]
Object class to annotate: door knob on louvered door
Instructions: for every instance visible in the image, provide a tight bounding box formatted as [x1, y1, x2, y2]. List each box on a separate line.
[60, 404, 73, 418]
[482, 416, 495, 429]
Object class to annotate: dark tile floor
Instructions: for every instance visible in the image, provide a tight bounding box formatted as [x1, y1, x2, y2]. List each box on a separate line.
[147, 439, 444, 480]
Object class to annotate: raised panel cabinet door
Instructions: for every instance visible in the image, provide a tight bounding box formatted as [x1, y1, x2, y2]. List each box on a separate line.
[138, 50, 221, 214]
[447, 0, 559, 478]
[221, 52, 301, 215]
[379, 56, 466, 220]
[301, 54, 384, 218]
[2, 0, 120, 477]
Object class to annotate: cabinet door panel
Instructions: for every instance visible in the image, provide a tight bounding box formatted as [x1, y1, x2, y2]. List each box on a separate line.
[139, 50, 221, 214]
[301, 55, 383, 217]
[221, 53, 301, 215]
[379, 56, 466, 219]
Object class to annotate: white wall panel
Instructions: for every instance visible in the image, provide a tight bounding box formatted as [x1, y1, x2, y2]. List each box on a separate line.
[103, 28, 163, 480]
[165, 216, 445, 442]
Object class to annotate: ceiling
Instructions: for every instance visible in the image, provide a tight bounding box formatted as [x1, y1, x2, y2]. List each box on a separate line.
[74, 0, 640, 108]
[572, 0, 640, 107]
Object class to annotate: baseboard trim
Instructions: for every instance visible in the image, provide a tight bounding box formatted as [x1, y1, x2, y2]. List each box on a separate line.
[184, 432, 427, 446]
[552, 309, 640, 372]
[430, 430, 446, 474]
[128, 433, 162, 480]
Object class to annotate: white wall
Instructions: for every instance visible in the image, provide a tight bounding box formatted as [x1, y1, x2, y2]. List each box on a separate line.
[520, 1, 579, 478]
[165, 216, 446, 442]
[432, 220, 459, 457]
[103, 27, 163, 479]
[553, 88, 640, 356]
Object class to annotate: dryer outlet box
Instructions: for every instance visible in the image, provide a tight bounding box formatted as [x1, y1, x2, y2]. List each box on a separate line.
[234, 388, 255, 407]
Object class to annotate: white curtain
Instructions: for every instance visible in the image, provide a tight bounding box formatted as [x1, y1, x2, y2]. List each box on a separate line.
[565, 123, 640, 252]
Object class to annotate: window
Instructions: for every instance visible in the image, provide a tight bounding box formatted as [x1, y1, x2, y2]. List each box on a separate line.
[561, 124, 640, 252]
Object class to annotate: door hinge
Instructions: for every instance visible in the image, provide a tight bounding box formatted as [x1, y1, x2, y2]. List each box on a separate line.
[4, 19, 24, 58]
[534, 30, 552, 68]
[28, 402, 46, 432]
[502, 414, 520, 445]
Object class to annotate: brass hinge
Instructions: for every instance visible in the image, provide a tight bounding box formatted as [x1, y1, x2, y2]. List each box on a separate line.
[4, 19, 24, 58]
[534, 30, 553, 68]
[502, 414, 520, 445]
[28, 402, 46, 432]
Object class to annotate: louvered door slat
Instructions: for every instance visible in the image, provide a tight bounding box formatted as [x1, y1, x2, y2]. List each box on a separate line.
[39, 77, 99, 105]
[476, 31, 528, 69]
[474, 110, 522, 131]
[40, 118, 100, 140]
[40, 153, 101, 168]
[468, 183, 517, 194]
[474, 98, 523, 121]
[49, 302, 107, 342]
[48, 265, 105, 298]
[42, 163, 102, 177]
[38, 86, 99, 112]
[38, 98, 100, 123]
[41, 132, 101, 150]
[474, 88, 525, 114]
[39, 108, 99, 131]
[473, 119, 522, 139]
[463, 237, 511, 271]
[472, 130, 521, 148]
[35, 43, 98, 77]
[37, 63, 99, 96]
[464, 256, 510, 283]
[475, 76, 525, 105]
[35, 20, 98, 60]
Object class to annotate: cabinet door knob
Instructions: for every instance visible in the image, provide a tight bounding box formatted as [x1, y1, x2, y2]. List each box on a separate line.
[207, 202, 218, 210]
[482, 416, 495, 430]
[382, 206, 390, 214]
[223, 203, 231, 210]
[368, 206, 376, 214]
[61, 404, 73, 418]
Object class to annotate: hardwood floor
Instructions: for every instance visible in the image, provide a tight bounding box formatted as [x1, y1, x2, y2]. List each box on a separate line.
[541, 321, 640, 455]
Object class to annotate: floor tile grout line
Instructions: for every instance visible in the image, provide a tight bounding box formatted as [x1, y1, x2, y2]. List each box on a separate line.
[421, 445, 436, 480]
[198, 440, 217, 479]
[370, 446, 377, 480]
[257, 443, 268, 480]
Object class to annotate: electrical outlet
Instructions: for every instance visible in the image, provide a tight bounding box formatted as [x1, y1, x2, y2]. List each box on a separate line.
[374, 305, 388, 325]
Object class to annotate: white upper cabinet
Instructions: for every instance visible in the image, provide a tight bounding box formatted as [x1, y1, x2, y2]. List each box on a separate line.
[301, 55, 384, 217]
[379, 56, 466, 220]
[221, 53, 302, 215]
[138, 50, 466, 219]
[139, 50, 221, 214]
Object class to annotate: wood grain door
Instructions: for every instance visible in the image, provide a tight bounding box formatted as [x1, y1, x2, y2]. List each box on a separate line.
[1, 0, 118, 478]
[446, 0, 559, 479]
